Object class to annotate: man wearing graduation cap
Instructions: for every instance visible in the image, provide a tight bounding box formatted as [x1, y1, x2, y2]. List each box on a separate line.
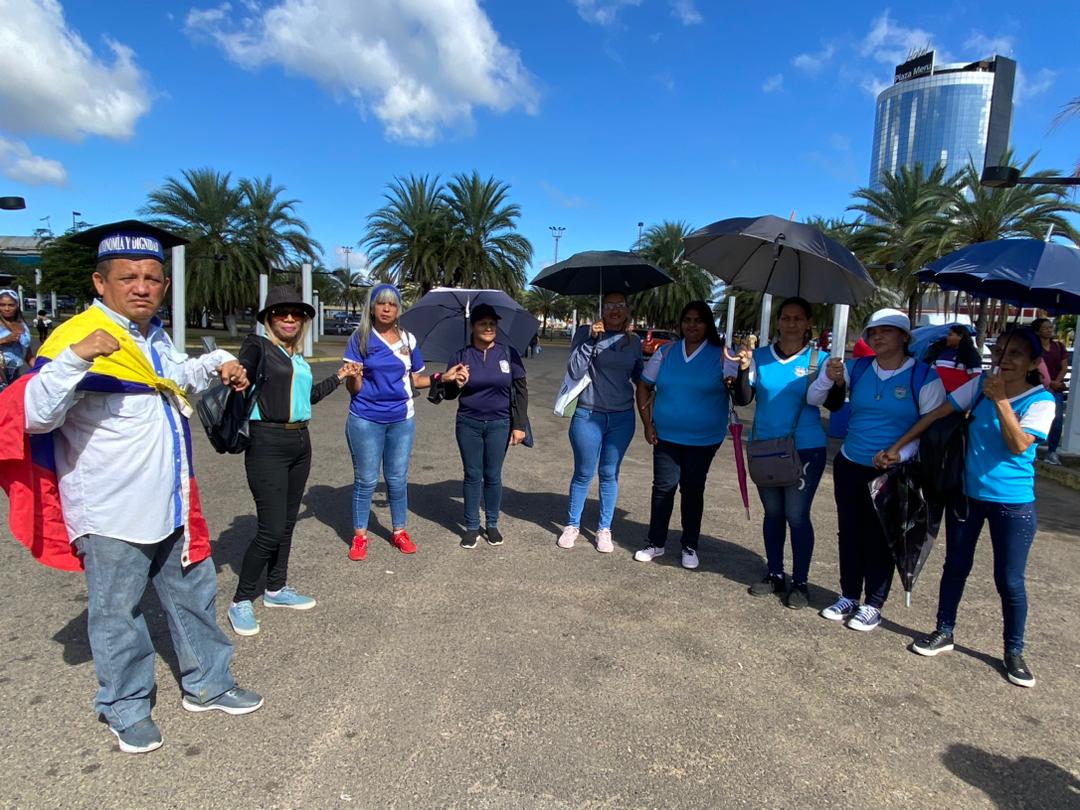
[18, 220, 263, 753]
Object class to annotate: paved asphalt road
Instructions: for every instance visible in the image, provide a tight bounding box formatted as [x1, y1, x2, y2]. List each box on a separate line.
[1, 345, 1078, 809]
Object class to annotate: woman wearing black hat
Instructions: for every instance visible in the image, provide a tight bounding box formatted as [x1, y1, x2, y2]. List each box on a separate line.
[227, 287, 362, 637]
[432, 303, 528, 548]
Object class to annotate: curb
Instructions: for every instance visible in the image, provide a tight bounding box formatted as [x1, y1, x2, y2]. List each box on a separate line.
[1036, 460, 1080, 491]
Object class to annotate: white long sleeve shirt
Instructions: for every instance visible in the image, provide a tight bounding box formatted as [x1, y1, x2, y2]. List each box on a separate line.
[24, 301, 234, 550]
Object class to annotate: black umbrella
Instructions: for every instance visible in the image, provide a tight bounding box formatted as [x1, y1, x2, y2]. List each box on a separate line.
[399, 288, 539, 364]
[683, 215, 876, 305]
[529, 250, 673, 296]
[869, 465, 940, 606]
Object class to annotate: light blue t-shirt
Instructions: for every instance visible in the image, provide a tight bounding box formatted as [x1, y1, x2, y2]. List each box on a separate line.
[749, 345, 828, 450]
[251, 346, 314, 424]
[950, 377, 1056, 503]
[642, 340, 728, 446]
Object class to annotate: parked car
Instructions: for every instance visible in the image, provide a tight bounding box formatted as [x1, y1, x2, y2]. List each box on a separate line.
[634, 328, 676, 357]
[325, 319, 361, 336]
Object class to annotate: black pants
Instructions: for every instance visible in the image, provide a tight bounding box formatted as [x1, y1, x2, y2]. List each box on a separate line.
[647, 439, 721, 550]
[234, 423, 312, 602]
[834, 453, 894, 608]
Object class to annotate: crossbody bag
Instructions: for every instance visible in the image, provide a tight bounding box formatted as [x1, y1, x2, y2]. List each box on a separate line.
[747, 348, 819, 488]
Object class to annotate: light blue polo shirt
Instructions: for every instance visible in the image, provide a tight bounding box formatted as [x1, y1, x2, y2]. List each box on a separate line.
[642, 340, 728, 446]
[950, 377, 1056, 503]
[748, 344, 828, 450]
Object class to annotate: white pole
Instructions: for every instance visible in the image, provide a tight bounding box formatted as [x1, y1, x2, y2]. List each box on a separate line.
[257, 273, 269, 337]
[50, 291, 56, 318]
[758, 293, 773, 345]
[171, 245, 186, 352]
[831, 304, 850, 359]
[725, 295, 736, 342]
[16, 285, 23, 307]
[312, 290, 321, 343]
[302, 262, 313, 357]
[34, 269, 41, 308]
[1059, 338, 1080, 455]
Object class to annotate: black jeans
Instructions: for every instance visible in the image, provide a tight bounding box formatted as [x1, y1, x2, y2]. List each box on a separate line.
[833, 453, 894, 609]
[647, 439, 721, 550]
[234, 423, 312, 602]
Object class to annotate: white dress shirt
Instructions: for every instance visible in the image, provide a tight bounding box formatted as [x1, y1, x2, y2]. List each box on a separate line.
[24, 301, 234, 551]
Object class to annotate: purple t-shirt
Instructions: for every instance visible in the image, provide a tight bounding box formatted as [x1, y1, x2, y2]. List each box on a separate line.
[447, 343, 525, 422]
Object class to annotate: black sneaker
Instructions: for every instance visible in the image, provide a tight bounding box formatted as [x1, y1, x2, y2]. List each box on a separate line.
[748, 574, 785, 597]
[783, 582, 809, 610]
[485, 527, 504, 546]
[1005, 652, 1036, 688]
[460, 529, 480, 549]
[912, 629, 954, 657]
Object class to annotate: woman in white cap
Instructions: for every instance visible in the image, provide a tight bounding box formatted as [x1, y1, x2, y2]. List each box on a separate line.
[808, 308, 945, 631]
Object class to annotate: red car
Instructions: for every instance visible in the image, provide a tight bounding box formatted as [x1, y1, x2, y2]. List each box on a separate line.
[634, 329, 676, 357]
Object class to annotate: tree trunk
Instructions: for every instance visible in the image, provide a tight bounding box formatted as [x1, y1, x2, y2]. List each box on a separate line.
[225, 310, 239, 337]
[541, 313, 548, 337]
[907, 291, 919, 326]
[975, 298, 989, 348]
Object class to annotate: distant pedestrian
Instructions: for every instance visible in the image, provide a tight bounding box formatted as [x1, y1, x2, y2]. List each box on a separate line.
[924, 325, 982, 393]
[0, 290, 32, 386]
[34, 309, 52, 343]
[1031, 318, 1068, 465]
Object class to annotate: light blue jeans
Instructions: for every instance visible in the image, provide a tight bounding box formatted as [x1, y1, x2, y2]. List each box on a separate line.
[76, 529, 235, 732]
[346, 414, 416, 531]
[566, 407, 636, 529]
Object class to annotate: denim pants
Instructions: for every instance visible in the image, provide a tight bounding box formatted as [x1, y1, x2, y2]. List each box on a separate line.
[647, 439, 721, 550]
[455, 413, 510, 530]
[235, 424, 312, 602]
[76, 530, 235, 732]
[566, 407, 635, 529]
[757, 446, 827, 584]
[1047, 391, 1064, 453]
[346, 414, 415, 531]
[936, 497, 1037, 653]
[833, 453, 895, 609]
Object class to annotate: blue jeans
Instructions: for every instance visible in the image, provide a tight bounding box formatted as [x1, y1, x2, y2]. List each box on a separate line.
[757, 446, 826, 584]
[455, 413, 510, 530]
[937, 497, 1036, 653]
[76, 530, 235, 732]
[346, 414, 416, 531]
[1047, 391, 1064, 453]
[647, 439, 721, 550]
[566, 407, 635, 529]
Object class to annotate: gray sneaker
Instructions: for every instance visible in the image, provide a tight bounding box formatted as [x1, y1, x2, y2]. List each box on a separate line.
[110, 717, 163, 754]
[182, 687, 264, 716]
[1044, 451, 1062, 466]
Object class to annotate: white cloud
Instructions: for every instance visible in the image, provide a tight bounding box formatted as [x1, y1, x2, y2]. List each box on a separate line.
[860, 75, 890, 98]
[0, 0, 151, 140]
[1015, 67, 1055, 104]
[792, 44, 835, 76]
[669, 0, 703, 25]
[761, 73, 784, 93]
[333, 245, 370, 274]
[186, 0, 539, 144]
[572, 0, 642, 26]
[859, 10, 937, 65]
[964, 31, 1014, 57]
[0, 136, 68, 186]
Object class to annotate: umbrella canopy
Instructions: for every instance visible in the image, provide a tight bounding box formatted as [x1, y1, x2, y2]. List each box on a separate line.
[869, 465, 940, 606]
[728, 404, 750, 520]
[529, 250, 673, 296]
[908, 322, 973, 363]
[399, 288, 539, 364]
[683, 215, 876, 305]
[918, 239, 1080, 314]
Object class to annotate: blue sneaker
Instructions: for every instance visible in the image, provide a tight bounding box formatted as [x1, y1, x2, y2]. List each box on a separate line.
[228, 600, 259, 636]
[182, 687, 264, 715]
[110, 717, 163, 754]
[263, 586, 316, 610]
[820, 597, 858, 622]
[847, 605, 882, 632]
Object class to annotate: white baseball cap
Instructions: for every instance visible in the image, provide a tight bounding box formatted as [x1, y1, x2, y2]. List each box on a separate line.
[863, 308, 911, 338]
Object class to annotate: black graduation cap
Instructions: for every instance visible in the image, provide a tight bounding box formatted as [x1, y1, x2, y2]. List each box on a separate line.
[70, 219, 188, 263]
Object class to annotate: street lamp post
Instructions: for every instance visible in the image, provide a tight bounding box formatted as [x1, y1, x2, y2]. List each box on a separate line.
[549, 226, 565, 264]
[637, 221, 644, 252]
[342, 245, 353, 274]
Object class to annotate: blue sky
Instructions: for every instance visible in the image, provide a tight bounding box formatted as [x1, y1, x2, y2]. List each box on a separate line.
[1, 0, 1077, 278]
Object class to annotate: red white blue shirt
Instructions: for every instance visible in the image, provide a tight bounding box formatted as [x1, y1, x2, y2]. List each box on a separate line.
[344, 329, 424, 423]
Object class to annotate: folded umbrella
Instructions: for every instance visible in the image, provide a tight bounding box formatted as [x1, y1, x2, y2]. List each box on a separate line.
[399, 288, 539, 364]
[728, 403, 750, 520]
[530, 250, 673, 296]
[869, 464, 940, 606]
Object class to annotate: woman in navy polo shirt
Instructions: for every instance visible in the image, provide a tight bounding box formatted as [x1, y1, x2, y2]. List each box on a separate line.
[433, 303, 529, 548]
[632, 301, 728, 570]
[733, 297, 830, 608]
[808, 308, 945, 631]
[343, 284, 455, 561]
[880, 327, 1055, 687]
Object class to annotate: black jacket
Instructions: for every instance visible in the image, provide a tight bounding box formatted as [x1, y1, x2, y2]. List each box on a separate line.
[238, 334, 341, 423]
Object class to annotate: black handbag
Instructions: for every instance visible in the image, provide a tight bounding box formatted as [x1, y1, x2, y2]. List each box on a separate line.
[747, 349, 818, 488]
[197, 341, 265, 455]
[918, 393, 983, 502]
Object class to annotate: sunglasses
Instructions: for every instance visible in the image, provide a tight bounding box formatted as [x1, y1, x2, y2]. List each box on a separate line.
[603, 302, 628, 311]
[270, 308, 306, 320]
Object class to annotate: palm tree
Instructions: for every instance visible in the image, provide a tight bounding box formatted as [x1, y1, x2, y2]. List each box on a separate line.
[238, 176, 322, 275]
[1052, 97, 1080, 176]
[523, 287, 561, 336]
[332, 268, 370, 314]
[847, 163, 960, 323]
[631, 221, 715, 328]
[444, 171, 533, 294]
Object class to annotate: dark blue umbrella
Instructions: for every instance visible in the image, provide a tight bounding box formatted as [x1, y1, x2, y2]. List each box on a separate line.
[918, 239, 1080, 314]
[909, 323, 973, 363]
[529, 250, 672, 296]
[399, 288, 539, 364]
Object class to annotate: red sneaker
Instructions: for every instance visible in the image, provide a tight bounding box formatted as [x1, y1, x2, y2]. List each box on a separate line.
[348, 533, 367, 561]
[391, 529, 416, 554]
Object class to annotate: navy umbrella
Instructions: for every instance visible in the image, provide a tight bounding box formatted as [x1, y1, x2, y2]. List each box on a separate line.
[399, 288, 539, 364]
[918, 239, 1080, 314]
[529, 250, 673, 296]
[682, 215, 876, 305]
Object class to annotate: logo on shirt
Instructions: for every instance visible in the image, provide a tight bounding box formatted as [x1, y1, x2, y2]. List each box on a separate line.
[893, 386, 908, 399]
[794, 365, 808, 377]
[499, 359, 510, 374]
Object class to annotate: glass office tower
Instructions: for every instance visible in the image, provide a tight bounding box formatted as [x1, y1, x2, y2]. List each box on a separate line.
[869, 53, 1015, 186]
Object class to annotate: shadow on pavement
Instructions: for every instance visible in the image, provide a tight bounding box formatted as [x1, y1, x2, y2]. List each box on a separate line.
[941, 743, 1080, 807]
[300, 484, 390, 546]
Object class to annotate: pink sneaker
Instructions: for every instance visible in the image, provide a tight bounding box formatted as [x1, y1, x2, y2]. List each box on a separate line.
[557, 526, 579, 549]
[596, 528, 614, 553]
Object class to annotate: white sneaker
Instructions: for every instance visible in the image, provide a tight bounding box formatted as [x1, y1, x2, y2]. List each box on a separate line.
[681, 548, 699, 570]
[595, 528, 614, 553]
[557, 526, 579, 549]
[633, 545, 666, 562]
